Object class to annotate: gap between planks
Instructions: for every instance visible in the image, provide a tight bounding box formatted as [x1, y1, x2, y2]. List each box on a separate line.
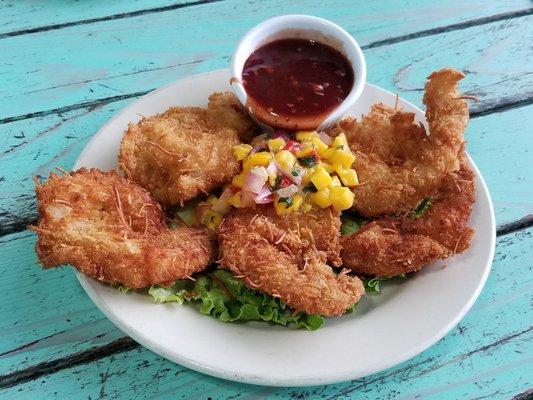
[0, 0, 226, 40]
[1, 7, 533, 126]
[0, 226, 531, 390]
[1, 3, 531, 41]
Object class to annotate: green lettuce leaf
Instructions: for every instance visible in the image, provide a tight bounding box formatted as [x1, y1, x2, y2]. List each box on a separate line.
[363, 274, 406, 294]
[147, 270, 326, 330]
[340, 213, 366, 236]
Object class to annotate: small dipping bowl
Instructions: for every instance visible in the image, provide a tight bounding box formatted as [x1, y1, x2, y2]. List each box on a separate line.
[230, 14, 366, 131]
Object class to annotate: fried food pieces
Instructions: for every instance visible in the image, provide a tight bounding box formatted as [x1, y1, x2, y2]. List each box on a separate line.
[206, 92, 257, 141]
[341, 158, 475, 277]
[340, 68, 468, 216]
[30, 169, 215, 288]
[119, 92, 253, 206]
[218, 206, 364, 316]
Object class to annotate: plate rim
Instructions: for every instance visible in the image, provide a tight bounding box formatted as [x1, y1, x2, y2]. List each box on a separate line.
[74, 69, 496, 387]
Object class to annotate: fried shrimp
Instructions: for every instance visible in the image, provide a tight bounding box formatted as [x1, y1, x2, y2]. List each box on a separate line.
[206, 92, 257, 141]
[339, 68, 468, 216]
[341, 158, 475, 277]
[30, 169, 215, 288]
[218, 206, 365, 316]
[119, 92, 253, 206]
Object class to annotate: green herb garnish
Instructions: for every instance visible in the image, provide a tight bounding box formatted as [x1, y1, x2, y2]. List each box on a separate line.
[412, 198, 432, 219]
[278, 196, 293, 207]
[271, 175, 282, 191]
[148, 270, 325, 330]
[298, 156, 318, 167]
[303, 183, 318, 193]
[291, 169, 299, 177]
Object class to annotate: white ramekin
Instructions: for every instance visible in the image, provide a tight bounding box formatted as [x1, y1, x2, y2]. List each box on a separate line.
[230, 14, 366, 131]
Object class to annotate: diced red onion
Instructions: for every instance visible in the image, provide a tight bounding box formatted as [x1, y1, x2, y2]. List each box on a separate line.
[273, 130, 293, 141]
[318, 131, 332, 145]
[276, 184, 298, 198]
[255, 185, 274, 204]
[245, 166, 268, 194]
[273, 161, 303, 185]
[266, 162, 277, 177]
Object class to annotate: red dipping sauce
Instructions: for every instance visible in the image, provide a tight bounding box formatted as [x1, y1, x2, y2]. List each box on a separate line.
[242, 38, 354, 129]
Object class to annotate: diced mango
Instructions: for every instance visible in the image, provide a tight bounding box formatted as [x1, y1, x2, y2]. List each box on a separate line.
[336, 167, 359, 187]
[228, 192, 242, 208]
[321, 162, 335, 174]
[301, 202, 313, 213]
[206, 194, 218, 205]
[273, 196, 292, 215]
[274, 150, 296, 169]
[296, 130, 319, 142]
[329, 186, 355, 211]
[274, 194, 304, 215]
[243, 151, 271, 171]
[310, 188, 331, 209]
[331, 133, 348, 149]
[321, 147, 335, 160]
[232, 173, 246, 188]
[295, 142, 315, 158]
[331, 175, 342, 187]
[310, 137, 329, 156]
[202, 210, 223, 229]
[329, 149, 355, 169]
[233, 144, 252, 161]
[291, 194, 303, 211]
[268, 138, 285, 153]
[311, 166, 333, 190]
[302, 167, 316, 185]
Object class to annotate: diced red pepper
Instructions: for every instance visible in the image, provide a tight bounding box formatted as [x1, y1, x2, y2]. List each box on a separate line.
[284, 140, 302, 154]
[280, 176, 293, 188]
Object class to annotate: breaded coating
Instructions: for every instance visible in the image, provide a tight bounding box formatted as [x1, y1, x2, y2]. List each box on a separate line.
[30, 169, 215, 288]
[206, 92, 257, 141]
[218, 206, 364, 316]
[339, 68, 468, 216]
[119, 92, 254, 206]
[341, 159, 475, 277]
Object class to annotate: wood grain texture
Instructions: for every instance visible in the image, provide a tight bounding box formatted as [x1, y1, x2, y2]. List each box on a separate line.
[0, 0, 203, 36]
[1, 100, 531, 235]
[1, 229, 531, 398]
[0, 1, 531, 122]
[1, 0, 532, 397]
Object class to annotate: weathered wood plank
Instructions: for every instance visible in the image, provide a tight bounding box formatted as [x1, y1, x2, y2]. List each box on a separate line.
[1, 99, 531, 235]
[0, 1, 531, 121]
[0, 231, 123, 376]
[1, 228, 531, 398]
[0, 0, 200, 36]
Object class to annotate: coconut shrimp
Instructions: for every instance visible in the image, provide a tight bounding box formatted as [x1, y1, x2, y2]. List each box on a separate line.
[338, 68, 468, 217]
[119, 92, 253, 206]
[30, 169, 215, 288]
[341, 157, 475, 277]
[218, 206, 365, 316]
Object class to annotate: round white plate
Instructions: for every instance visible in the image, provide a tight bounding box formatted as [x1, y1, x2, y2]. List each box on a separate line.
[74, 69, 495, 387]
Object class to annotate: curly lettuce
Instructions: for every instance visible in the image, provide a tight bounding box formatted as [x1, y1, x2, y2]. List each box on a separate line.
[148, 270, 325, 330]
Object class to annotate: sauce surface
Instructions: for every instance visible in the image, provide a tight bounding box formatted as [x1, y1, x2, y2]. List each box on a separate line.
[242, 39, 354, 121]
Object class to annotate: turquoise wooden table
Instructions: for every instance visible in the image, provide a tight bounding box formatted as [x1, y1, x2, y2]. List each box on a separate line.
[1, 1, 532, 398]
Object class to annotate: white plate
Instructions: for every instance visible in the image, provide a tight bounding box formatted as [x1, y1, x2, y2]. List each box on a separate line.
[74, 69, 495, 387]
